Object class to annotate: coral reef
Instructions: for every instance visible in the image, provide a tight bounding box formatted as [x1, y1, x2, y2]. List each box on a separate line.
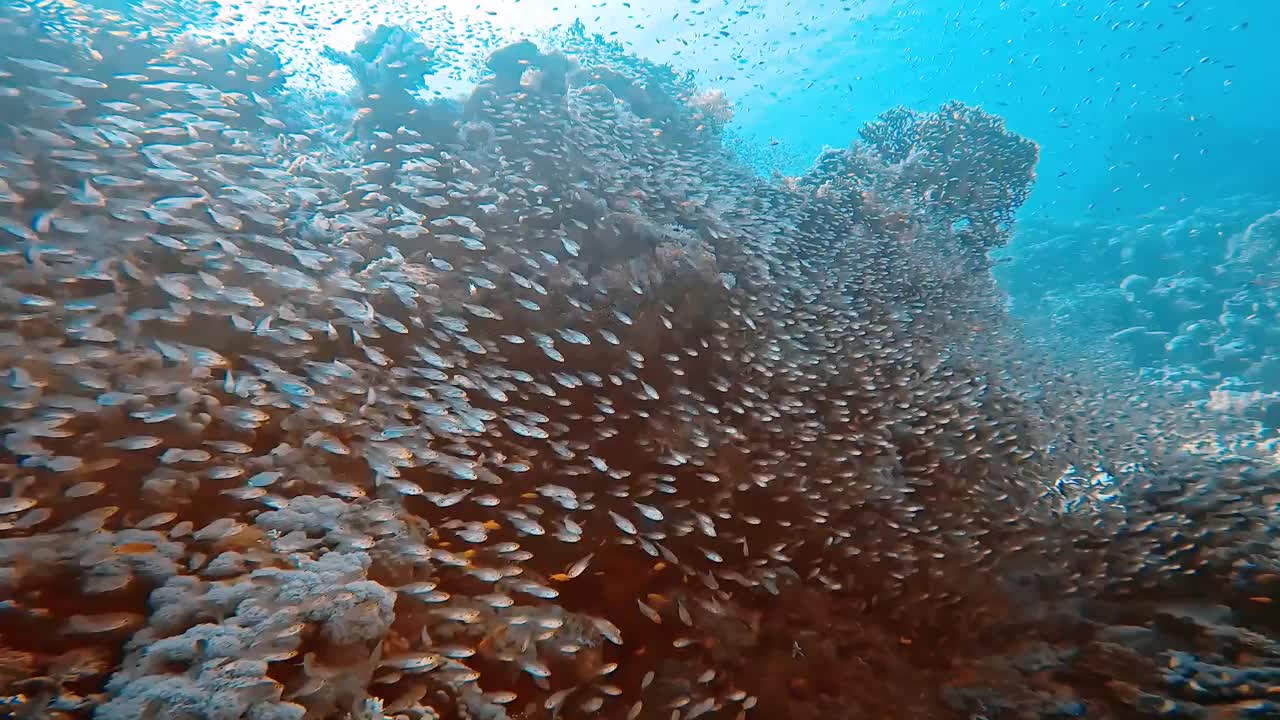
[0, 4, 1270, 720]
[806, 101, 1040, 258]
[1000, 195, 1280, 433]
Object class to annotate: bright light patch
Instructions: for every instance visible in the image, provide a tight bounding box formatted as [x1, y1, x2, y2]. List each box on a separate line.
[191, 0, 897, 176]
[193, 0, 895, 99]
[198, 0, 687, 96]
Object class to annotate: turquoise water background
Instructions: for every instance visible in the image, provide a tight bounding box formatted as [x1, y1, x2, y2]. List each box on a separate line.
[730, 1, 1277, 220]
[212, 0, 1277, 220]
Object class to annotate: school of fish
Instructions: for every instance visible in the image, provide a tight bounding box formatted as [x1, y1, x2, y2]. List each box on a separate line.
[1, 1, 1275, 719]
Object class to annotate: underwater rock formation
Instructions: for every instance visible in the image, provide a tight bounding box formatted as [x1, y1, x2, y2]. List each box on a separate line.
[805, 101, 1040, 260]
[1000, 195, 1280, 437]
[0, 4, 1273, 720]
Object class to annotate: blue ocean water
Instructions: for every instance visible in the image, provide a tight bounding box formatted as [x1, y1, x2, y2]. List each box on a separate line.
[2, 1, 1279, 718]
[726, 1, 1279, 220]
[199, 0, 1278, 219]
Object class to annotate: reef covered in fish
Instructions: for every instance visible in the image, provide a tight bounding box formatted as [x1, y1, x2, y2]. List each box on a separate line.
[1, 2, 1279, 720]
